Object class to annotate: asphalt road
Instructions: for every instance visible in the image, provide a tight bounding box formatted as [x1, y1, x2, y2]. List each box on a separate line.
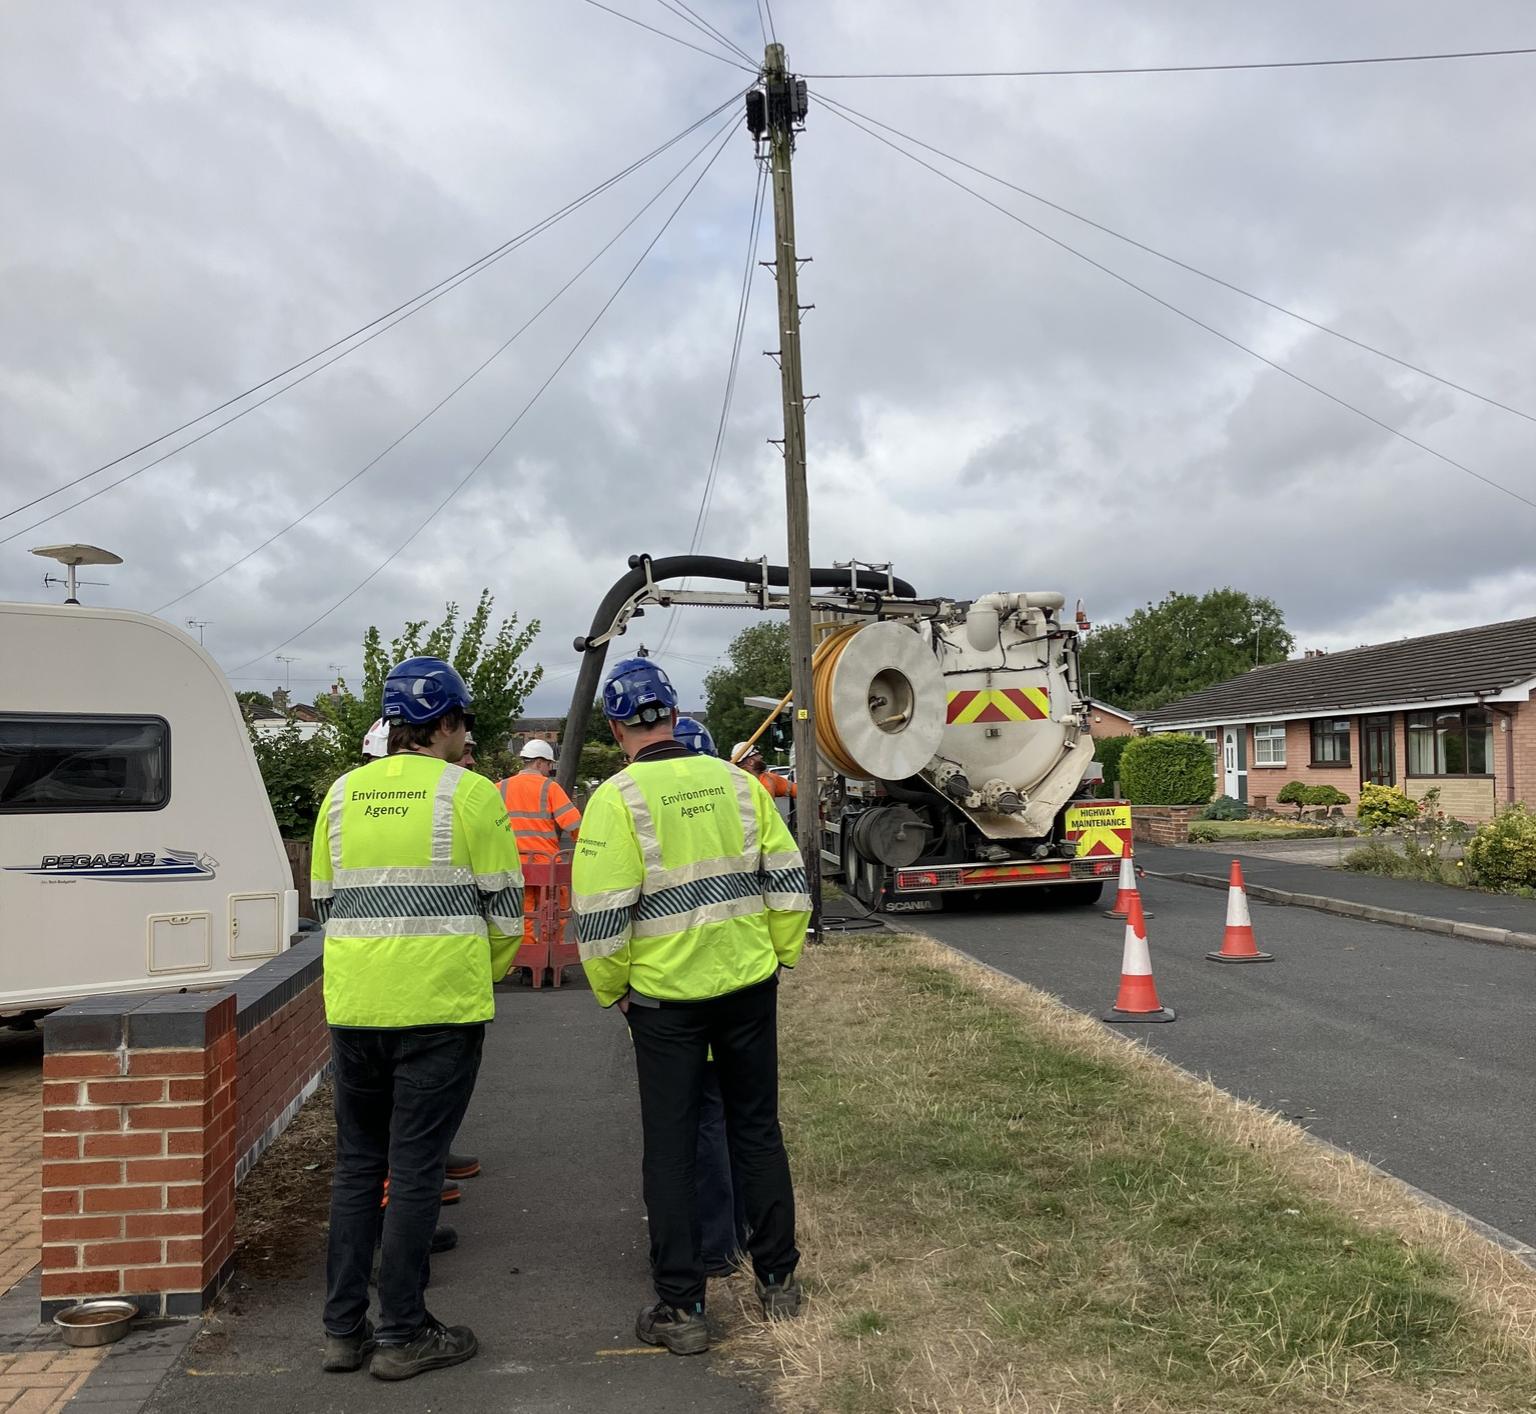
[915, 878, 1536, 1244]
[145, 982, 764, 1414]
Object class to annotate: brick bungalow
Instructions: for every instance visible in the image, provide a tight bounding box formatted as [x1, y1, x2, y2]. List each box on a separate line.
[1139, 616, 1536, 821]
[1085, 699, 1136, 739]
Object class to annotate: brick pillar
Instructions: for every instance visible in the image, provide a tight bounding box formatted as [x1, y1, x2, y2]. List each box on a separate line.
[40, 992, 238, 1318]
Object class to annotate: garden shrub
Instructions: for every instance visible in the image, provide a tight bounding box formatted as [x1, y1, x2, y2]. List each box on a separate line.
[1464, 804, 1536, 892]
[1358, 782, 1419, 830]
[1304, 784, 1350, 811]
[1092, 735, 1132, 799]
[1276, 780, 1310, 816]
[1119, 734, 1216, 807]
[1202, 795, 1248, 821]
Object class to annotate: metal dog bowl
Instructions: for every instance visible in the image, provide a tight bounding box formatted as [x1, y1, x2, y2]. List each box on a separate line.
[53, 1299, 137, 1347]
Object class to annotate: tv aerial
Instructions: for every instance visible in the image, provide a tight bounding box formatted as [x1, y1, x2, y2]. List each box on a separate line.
[31, 544, 123, 604]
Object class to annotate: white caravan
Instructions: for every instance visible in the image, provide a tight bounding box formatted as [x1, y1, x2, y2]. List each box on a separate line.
[1, 602, 299, 1019]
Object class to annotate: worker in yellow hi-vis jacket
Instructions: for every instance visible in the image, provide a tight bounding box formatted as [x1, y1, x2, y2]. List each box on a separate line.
[572, 656, 810, 1357]
[311, 656, 521, 1382]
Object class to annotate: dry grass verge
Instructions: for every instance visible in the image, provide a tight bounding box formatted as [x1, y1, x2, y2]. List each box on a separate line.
[733, 931, 1536, 1413]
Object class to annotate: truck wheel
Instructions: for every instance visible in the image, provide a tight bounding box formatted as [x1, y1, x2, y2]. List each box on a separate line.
[1064, 882, 1104, 907]
[853, 856, 885, 911]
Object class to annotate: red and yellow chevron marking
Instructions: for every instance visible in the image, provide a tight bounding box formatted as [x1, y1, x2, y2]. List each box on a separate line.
[1071, 825, 1132, 858]
[945, 686, 1050, 725]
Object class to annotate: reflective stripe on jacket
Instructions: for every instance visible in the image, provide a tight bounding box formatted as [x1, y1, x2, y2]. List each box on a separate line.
[311, 754, 524, 1027]
[571, 752, 811, 1008]
[499, 770, 582, 861]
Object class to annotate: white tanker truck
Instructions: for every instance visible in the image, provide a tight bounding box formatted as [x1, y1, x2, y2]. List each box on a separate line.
[813, 591, 1129, 912]
[557, 557, 1131, 914]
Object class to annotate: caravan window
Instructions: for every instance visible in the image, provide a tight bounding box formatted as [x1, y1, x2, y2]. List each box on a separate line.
[0, 715, 170, 813]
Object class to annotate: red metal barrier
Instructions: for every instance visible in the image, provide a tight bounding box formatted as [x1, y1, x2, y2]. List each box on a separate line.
[519, 856, 581, 989]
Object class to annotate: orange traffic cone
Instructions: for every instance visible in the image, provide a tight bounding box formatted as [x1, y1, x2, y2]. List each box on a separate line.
[1207, 859, 1274, 964]
[1102, 894, 1175, 1023]
[1103, 851, 1153, 920]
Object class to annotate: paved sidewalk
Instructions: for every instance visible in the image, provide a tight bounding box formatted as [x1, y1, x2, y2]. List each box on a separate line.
[143, 981, 766, 1414]
[1139, 842, 1536, 943]
[0, 1030, 43, 1299]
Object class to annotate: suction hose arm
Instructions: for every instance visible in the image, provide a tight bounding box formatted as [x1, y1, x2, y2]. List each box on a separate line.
[556, 555, 918, 793]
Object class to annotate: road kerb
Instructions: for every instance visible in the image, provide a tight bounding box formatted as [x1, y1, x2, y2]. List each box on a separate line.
[1150, 870, 1536, 951]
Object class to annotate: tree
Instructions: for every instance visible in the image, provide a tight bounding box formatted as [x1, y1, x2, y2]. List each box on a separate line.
[1080, 589, 1293, 712]
[247, 722, 344, 837]
[704, 621, 790, 762]
[313, 589, 541, 767]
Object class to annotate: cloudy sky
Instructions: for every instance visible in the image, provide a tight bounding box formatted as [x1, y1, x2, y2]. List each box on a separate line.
[3, 1, 1533, 718]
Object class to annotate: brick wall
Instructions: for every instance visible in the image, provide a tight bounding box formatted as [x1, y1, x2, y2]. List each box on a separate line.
[40, 994, 237, 1317]
[40, 935, 329, 1319]
[233, 940, 327, 1185]
[1131, 806, 1202, 845]
[1246, 718, 1359, 812]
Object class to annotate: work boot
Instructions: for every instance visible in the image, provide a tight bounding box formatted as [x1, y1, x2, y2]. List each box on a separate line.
[321, 1318, 375, 1373]
[445, 1152, 481, 1180]
[755, 1274, 804, 1319]
[370, 1315, 479, 1381]
[635, 1301, 710, 1356]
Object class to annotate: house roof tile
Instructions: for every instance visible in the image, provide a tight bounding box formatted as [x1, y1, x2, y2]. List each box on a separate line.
[1140, 614, 1536, 727]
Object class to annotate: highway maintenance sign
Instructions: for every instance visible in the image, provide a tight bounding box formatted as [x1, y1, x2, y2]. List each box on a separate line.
[1064, 801, 1133, 858]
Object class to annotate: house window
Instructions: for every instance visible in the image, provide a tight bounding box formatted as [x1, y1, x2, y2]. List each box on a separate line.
[1406, 707, 1493, 776]
[1252, 723, 1286, 766]
[0, 714, 170, 813]
[1310, 718, 1351, 765]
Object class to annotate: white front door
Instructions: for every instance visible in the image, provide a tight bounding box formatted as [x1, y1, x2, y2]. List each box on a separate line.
[1223, 728, 1240, 799]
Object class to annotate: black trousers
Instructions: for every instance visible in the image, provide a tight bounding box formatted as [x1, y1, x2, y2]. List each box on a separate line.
[324, 1024, 484, 1343]
[697, 1064, 748, 1270]
[628, 977, 798, 1310]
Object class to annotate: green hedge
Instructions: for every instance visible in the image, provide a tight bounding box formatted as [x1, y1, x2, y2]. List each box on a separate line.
[1092, 735, 1133, 798]
[1119, 734, 1215, 807]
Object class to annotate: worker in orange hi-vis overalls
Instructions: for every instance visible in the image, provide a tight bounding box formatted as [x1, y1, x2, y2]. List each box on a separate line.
[498, 740, 582, 957]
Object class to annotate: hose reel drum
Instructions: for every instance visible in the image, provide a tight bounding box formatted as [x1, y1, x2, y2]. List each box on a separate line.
[813, 620, 945, 782]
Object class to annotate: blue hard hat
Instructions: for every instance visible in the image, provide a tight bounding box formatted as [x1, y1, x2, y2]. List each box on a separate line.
[602, 656, 678, 724]
[382, 656, 473, 725]
[673, 716, 715, 756]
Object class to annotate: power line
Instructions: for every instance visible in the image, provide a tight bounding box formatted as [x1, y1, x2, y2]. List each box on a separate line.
[818, 93, 1536, 427]
[654, 0, 755, 65]
[226, 117, 740, 675]
[153, 109, 742, 614]
[805, 45, 1536, 80]
[656, 160, 768, 657]
[761, 0, 778, 47]
[0, 90, 747, 534]
[819, 97, 1536, 516]
[753, 0, 769, 48]
[575, 0, 755, 70]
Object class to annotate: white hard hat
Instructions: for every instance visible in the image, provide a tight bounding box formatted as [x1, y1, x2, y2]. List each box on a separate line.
[362, 719, 390, 759]
[733, 741, 761, 761]
[520, 739, 556, 762]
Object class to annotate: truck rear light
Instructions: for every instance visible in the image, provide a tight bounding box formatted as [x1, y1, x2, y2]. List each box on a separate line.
[896, 869, 941, 889]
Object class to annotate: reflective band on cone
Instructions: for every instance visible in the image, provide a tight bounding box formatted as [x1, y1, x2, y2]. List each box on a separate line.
[1102, 894, 1174, 1023]
[1206, 858, 1273, 964]
[1103, 850, 1152, 919]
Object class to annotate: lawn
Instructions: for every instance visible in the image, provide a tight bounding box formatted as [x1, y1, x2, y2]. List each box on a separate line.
[1191, 819, 1353, 842]
[737, 932, 1536, 1412]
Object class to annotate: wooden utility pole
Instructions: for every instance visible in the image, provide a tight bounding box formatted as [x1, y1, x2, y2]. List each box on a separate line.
[761, 43, 821, 931]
